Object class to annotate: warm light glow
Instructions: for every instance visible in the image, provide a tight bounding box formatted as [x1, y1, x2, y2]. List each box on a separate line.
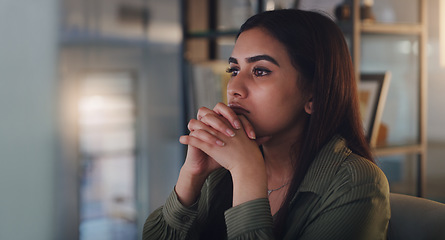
[441, 0, 445, 67]
[77, 73, 137, 239]
[363, 0, 374, 6]
[266, 0, 275, 10]
[78, 95, 105, 113]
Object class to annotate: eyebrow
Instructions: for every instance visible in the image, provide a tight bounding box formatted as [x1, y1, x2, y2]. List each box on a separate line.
[228, 55, 280, 67]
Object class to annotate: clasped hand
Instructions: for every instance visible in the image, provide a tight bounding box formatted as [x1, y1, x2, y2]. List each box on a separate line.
[179, 103, 264, 176]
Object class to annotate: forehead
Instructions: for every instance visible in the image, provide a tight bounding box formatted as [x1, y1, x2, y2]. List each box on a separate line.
[231, 28, 289, 63]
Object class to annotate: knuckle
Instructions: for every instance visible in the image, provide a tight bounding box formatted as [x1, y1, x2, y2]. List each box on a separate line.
[214, 102, 225, 109]
[199, 114, 210, 123]
[214, 102, 229, 114]
[197, 107, 210, 117]
[190, 118, 198, 124]
[200, 112, 218, 124]
[187, 119, 197, 130]
[193, 129, 204, 136]
[190, 129, 203, 138]
[198, 106, 209, 112]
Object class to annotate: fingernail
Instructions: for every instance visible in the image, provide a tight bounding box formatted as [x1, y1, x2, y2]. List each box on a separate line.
[250, 131, 256, 139]
[216, 140, 225, 146]
[234, 120, 241, 129]
[226, 129, 236, 137]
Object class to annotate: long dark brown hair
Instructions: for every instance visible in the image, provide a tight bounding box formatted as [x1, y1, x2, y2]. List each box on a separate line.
[237, 9, 373, 237]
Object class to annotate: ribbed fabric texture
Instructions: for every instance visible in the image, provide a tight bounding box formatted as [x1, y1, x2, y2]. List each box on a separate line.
[162, 191, 199, 232]
[225, 198, 274, 239]
[143, 135, 390, 240]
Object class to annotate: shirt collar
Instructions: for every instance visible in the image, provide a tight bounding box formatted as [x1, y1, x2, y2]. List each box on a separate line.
[296, 135, 352, 196]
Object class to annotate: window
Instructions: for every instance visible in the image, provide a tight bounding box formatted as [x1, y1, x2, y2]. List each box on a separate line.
[78, 72, 137, 240]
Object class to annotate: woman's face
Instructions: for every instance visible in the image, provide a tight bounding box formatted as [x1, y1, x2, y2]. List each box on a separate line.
[227, 27, 311, 142]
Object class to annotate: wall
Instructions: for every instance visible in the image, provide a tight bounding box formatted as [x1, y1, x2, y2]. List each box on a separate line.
[426, 0, 445, 202]
[57, 0, 184, 238]
[427, 0, 445, 142]
[0, 0, 58, 240]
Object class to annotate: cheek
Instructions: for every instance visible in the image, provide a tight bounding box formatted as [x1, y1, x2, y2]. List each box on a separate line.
[249, 93, 305, 135]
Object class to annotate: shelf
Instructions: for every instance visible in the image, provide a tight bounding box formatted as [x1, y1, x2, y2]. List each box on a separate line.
[373, 143, 425, 157]
[360, 22, 423, 35]
[338, 21, 423, 35]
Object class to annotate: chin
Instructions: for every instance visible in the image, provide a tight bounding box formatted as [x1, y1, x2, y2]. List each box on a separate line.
[254, 135, 272, 146]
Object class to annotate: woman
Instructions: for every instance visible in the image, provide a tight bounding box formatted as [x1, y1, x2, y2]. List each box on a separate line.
[144, 9, 390, 239]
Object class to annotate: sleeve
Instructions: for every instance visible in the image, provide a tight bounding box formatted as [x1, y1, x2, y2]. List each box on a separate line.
[224, 198, 275, 240]
[298, 161, 391, 240]
[142, 190, 200, 240]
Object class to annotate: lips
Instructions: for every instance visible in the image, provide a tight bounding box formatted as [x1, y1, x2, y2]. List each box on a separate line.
[228, 103, 250, 115]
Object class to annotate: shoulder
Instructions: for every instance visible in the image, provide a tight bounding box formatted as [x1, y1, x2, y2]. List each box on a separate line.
[323, 153, 390, 205]
[318, 135, 389, 190]
[299, 135, 388, 196]
[313, 152, 390, 219]
[339, 153, 388, 189]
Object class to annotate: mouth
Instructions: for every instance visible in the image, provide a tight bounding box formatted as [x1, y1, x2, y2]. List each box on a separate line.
[228, 103, 250, 115]
[229, 103, 270, 145]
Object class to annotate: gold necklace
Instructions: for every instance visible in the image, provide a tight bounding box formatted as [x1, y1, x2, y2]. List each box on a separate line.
[267, 182, 290, 196]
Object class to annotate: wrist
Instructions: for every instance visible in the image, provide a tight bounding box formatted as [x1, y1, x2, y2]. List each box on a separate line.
[175, 168, 208, 207]
[230, 164, 268, 206]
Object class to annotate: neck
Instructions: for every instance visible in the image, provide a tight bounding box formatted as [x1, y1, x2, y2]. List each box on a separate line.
[262, 136, 301, 184]
[261, 120, 305, 185]
[264, 149, 292, 181]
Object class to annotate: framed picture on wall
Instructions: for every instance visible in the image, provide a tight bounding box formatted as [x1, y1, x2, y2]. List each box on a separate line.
[359, 72, 391, 147]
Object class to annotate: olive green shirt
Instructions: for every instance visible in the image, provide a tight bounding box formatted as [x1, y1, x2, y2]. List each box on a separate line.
[143, 136, 390, 239]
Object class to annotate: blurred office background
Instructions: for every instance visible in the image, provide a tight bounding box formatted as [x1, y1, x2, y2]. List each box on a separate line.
[1, 0, 182, 239]
[0, 0, 444, 240]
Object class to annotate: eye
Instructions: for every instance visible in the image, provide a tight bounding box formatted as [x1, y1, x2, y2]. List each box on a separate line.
[226, 67, 240, 77]
[252, 67, 271, 77]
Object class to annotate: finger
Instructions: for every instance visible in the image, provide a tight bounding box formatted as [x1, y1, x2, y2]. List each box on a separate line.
[183, 129, 225, 147]
[192, 129, 226, 147]
[180, 131, 224, 150]
[196, 106, 214, 121]
[238, 115, 256, 140]
[213, 102, 242, 130]
[179, 135, 219, 166]
[189, 117, 234, 138]
[188, 119, 218, 136]
[199, 113, 236, 137]
[196, 106, 236, 137]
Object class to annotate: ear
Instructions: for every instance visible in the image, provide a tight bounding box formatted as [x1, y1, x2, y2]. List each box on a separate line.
[304, 98, 313, 114]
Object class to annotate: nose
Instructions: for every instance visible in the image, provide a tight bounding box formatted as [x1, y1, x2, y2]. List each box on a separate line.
[227, 75, 248, 99]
